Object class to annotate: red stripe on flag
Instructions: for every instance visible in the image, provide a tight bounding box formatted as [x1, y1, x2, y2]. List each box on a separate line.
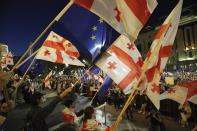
[55, 50, 64, 64]
[145, 66, 156, 82]
[74, 0, 94, 10]
[180, 81, 197, 99]
[159, 45, 172, 58]
[187, 87, 197, 99]
[118, 70, 136, 89]
[109, 45, 142, 89]
[124, 0, 151, 25]
[44, 40, 65, 51]
[155, 24, 171, 39]
[109, 45, 141, 76]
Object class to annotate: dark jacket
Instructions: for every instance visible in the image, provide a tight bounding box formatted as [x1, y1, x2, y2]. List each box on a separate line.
[26, 96, 61, 131]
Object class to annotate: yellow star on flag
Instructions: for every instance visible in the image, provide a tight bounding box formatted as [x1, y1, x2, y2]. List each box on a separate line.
[98, 18, 104, 23]
[91, 35, 96, 40]
[92, 26, 97, 31]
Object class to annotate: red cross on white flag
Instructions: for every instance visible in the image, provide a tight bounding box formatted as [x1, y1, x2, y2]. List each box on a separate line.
[144, 0, 183, 109]
[96, 35, 142, 94]
[160, 85, 188, 105]
[36, 31, 84, 67]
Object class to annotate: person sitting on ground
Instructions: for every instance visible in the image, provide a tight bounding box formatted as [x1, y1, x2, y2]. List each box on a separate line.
[62, 99, 78, 124]
[25, 87, 73, 131]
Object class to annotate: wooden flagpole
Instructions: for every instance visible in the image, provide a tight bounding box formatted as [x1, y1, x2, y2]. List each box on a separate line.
[11, 0, 74, 71]
[15, 49, 39, 70]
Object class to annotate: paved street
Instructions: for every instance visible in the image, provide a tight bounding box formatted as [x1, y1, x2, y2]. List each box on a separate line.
[2, 94, 189, 131]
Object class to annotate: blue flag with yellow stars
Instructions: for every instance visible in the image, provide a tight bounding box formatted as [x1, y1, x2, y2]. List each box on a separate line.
[57, 4, 119, 61]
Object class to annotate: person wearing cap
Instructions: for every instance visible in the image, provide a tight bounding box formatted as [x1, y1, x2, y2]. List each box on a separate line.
[25, 87, 73, 131]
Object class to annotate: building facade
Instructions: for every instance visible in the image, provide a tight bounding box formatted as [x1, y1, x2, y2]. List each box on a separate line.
[136, 22, 197, 72]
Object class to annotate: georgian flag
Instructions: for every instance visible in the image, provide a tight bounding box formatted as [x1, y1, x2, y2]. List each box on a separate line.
[160, 85, 188, 105]
[160, 80, 197, 105]
[144, 0, 183, 109]
[96, 35, 142, 94]
[74, 0, 157, 39]
[180, 81, 197, 105]
[36, 31, 84, 66]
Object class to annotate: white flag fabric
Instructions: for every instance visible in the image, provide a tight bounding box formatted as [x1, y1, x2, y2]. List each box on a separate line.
[144, 0, 183, 110]
[74, 0, 157, 39]
[36, 31, 85, 67]
[180, 81, 197, 105]
[160, 80, 197, 105]
[160, 85, 188, 105]
[96, 35, 142, 94]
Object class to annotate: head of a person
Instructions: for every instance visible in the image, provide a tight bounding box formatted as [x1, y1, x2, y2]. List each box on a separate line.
[55, 123, 78, 131]
[63, 99, 75, 108]
[30, 92, 44, 106]
[83, 106, 95, 121]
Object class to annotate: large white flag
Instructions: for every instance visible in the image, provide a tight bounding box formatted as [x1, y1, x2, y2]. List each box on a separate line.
[36, 31, 85, 67]
[96, 35, 142, 94]
[144, 0, 183, 109]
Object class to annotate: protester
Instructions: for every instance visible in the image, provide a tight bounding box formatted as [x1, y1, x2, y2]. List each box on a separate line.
[138, 94, 148, 115]
[146, 109, 165, 131]
[62, 99, 78, 124]
[81, 106, 104, 131]
[0, 100, 15, 130]
[24, 87, 73, 131]
[178, 102, 192, 127]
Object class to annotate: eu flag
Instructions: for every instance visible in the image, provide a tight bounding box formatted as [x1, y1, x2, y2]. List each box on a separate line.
[57, 4, 119, 61]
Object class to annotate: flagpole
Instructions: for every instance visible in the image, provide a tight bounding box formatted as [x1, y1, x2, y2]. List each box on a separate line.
[11, 0, 74, 71]
[21, 57, 36, 80]
[13, 56, 37, 101]
[15, 49, 39, 70]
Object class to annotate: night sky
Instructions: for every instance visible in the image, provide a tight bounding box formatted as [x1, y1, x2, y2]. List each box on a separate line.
[0, 0, 195, 56]
[0, 0, 68, 56]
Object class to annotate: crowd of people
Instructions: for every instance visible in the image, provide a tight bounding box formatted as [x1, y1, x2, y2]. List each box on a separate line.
[0, 70, 197, 131]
